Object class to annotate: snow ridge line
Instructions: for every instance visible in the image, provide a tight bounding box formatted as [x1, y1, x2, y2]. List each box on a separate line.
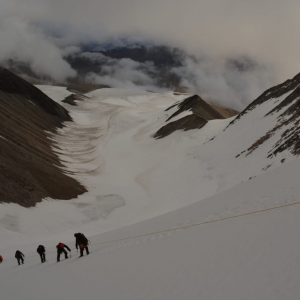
[93, 200, 300, 246]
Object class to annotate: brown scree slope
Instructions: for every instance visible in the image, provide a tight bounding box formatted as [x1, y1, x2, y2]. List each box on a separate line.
[0, 67, 86, 207]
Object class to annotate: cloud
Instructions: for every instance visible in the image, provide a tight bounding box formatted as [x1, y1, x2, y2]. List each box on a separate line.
[5, 0, 300, 76]
[79, 52, 163, 92]
[171, 56, 277, 110]
[0, 12, 76, 81]
[2, 0, 300, 107]
[77, 52, 277, 109]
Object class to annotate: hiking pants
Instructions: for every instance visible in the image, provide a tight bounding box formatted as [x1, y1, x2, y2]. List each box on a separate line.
[79, 243, 89, 256]
[39, 252, 46, 263]
[57, 249, 68, 261]
[17, 257, 24, 265]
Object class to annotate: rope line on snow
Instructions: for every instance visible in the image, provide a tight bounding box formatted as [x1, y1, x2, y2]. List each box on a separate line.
[91, 200, 300, 246]
[4, 200, 300, 263]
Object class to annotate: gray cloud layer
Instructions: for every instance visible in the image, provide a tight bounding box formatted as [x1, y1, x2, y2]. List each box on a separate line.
[1, 0, 300, 108]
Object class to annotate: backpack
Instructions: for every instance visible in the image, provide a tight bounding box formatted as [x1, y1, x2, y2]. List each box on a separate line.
[37, 245, 45, 253]
[79, 233, 88, 244]
[15, 251, 22, 258]
[58, 243, 65, 249]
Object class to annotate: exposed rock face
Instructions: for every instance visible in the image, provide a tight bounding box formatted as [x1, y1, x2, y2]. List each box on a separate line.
[154, 95, 226, 139]
[229, 71, 300, 158]
[0, 68, 86, 207]
[62, 93, 88, 106]
[0, 67, 72, 125]
[166, 95, 224, 122]
[229, 72, 300, 126]
[154, 115, 207, 139]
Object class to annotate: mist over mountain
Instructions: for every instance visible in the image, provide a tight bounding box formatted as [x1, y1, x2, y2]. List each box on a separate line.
[2, 0, 300, 111]
[2, 36, 276, 111]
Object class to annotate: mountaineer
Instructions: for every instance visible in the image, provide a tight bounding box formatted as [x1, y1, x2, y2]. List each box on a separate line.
[56, 243, 71, 262]
[74, 233, 90, 257]
[15, 250, 25, 265]
[37, 245, 46, 263]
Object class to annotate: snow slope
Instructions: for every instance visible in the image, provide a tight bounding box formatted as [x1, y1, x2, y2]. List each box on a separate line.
[1, 158, 300, 299]
[1, 85, 300, 299]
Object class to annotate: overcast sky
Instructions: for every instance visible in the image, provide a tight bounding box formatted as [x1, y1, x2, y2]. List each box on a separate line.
[1, 0, 300, 107]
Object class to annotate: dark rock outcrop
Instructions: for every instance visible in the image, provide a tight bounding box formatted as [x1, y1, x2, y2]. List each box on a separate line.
[62, 93, 88, 106]
[154, 115, 207, 139]
[154, 95, 226, 139]
[165, 95, 225, 122]
[228, 72, 300, 127]
[0, 67, 71, 125]
[230, 71, 300, 158]
[0, 68, 86, 207]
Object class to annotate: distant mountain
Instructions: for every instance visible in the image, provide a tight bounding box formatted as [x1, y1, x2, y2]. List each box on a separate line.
[65, 45, 184, 88]
[97, 45, 183, 67]
[0, 68, 86, 206]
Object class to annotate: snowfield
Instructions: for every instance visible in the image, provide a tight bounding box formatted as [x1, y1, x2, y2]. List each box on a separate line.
[1, 86, 300, 299]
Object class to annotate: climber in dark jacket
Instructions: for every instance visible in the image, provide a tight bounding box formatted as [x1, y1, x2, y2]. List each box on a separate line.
[74, 233, 90, 257]
[0, 255, 3, 263]
[37, 245, 46, 263]
[56, 243, 71, 262]
[15, 250, 25, 265]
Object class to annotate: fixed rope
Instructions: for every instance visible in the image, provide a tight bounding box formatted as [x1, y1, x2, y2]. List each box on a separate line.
[4, 200, 300, 262]
[91, 200, 300, 246]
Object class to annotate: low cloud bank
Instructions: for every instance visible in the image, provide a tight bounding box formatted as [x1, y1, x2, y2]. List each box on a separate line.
[75, 52, 163, 92]
[171, 57, 276, 110]
[71, 51, 277, 110]
[0, 14, 76, 81]
[0, 6, 295, 109]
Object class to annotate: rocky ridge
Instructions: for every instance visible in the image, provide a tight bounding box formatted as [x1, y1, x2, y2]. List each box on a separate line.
[154, 95, 232, 139]
[0, 68, 86, 207]
[228, 72, 300, 158]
